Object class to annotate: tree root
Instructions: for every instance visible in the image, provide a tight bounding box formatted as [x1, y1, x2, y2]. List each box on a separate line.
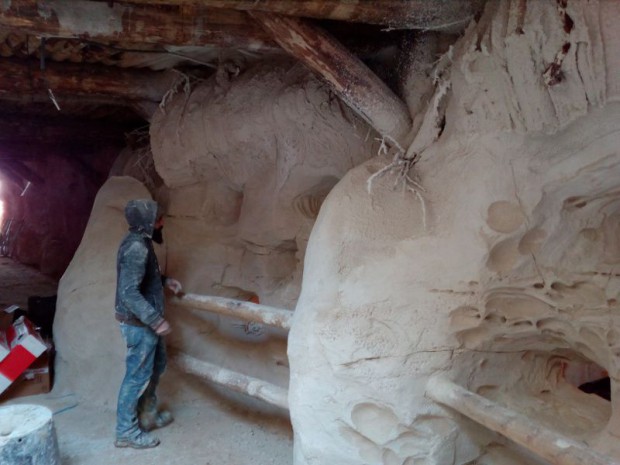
[367, 137, 428, 230]
[159, 69, 192, 113]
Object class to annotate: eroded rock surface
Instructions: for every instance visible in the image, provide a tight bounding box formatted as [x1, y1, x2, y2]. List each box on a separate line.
[289, 1, 620, 463]
[55, 176, 151, 408]
[56, 60, 375, 412]
[150, 58, 376, 310]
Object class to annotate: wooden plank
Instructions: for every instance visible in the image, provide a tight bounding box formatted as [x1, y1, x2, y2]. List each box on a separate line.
[251, 12, 411, 145]
[426, 376, 620, 465]
[0, 58, 176, 102]
[119, 0, 483, 31]
[0, 0, 275, 49]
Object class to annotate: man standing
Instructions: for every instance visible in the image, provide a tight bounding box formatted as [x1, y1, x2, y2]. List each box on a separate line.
[114, 199, 182, 449]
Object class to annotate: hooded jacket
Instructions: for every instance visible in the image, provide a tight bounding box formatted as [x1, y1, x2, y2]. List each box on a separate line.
[115, 199, 165, 329]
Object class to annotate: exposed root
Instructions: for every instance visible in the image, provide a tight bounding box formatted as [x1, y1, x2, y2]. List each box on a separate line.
[367, 138, 428, 230]
[363, 43, 454, 231]
[159, 69, 192, 113]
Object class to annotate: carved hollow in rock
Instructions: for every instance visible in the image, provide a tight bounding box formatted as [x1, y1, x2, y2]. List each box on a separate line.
[292, 177, 339, 220]
[518, 228, 547, 255]
[486, 200, 525, 233]
[486, 238, 520, 273]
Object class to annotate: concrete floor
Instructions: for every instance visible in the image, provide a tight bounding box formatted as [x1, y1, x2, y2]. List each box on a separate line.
[0, 257, 293, 464]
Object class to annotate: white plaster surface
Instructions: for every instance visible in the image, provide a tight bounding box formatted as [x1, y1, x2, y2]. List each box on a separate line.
[51, 1, 620, 463]
[289, 0, 620, 463]
[55, 59, 374, 419]
[150, 57, 375, 310]
[0, 404, 51, 443]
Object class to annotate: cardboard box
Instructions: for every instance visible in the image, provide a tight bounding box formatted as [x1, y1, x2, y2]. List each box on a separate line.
[0, 317, 48, 394]
[0, 350, 53, 400]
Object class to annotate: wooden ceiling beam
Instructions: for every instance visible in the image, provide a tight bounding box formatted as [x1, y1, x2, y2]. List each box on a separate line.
[0, 114, 131, 144]
[121, 0, 483, 31]
[0, 0, 275, 49]
[252, 12, 412, 145]
[0, 57, 176, 102]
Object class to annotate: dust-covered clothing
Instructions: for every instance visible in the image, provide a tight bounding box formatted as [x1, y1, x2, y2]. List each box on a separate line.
[116, 324, 166, 440]
[115, 199, 165, 330]
[115, 199, 167, 441]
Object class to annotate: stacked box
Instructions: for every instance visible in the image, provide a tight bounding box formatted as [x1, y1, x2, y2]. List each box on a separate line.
[0, 350, 54, 399]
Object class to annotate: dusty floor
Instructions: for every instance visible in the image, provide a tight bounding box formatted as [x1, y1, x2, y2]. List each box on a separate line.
[0, 257, 293, 464]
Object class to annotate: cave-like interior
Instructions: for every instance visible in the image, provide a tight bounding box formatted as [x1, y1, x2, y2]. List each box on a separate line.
[1, 2, 620, 465]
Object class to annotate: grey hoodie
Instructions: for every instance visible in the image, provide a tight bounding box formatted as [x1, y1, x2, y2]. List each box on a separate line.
[114, 199, 165, 329]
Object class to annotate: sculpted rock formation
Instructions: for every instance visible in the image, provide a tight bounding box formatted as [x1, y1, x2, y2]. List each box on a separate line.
[56, 60, 375, 410]
[54, 1, 620, 462]
[149, 58, 376, 310]
[55, 176, 153, 408]
[289, 1, 620, 464]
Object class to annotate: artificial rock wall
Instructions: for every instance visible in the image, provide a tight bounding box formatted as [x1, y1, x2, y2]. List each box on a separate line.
[54, 1, 620, 462]
[56, 58, 376, 410]
[149, 58, 376, 309]
[289, 1, 620, 464]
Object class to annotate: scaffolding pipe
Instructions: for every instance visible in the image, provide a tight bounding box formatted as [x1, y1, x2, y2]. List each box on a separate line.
[172, 293, 293, 331]
[173, 352, 289, 410]
[426, 375, 619, 465]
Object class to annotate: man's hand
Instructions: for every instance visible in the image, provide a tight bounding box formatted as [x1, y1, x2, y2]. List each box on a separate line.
[165, 278, 183, 295]
[154, 319, 172, 336]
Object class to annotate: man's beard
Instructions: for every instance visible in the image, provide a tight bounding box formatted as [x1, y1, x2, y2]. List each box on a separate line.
[152, 226, 164, 244]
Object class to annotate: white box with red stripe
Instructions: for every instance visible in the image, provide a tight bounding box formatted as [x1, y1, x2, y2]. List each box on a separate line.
[0, 316, 47, 394]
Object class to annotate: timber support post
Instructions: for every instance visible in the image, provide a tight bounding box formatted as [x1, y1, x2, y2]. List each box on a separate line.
[251, 12, 412, 146]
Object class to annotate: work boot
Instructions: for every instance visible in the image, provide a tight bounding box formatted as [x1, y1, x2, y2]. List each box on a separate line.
[114, 431, 160, 449]
[139, 409, 174, 432]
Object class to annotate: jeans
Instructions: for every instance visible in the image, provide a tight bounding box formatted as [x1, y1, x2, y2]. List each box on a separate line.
[115, 323, 166, 439]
